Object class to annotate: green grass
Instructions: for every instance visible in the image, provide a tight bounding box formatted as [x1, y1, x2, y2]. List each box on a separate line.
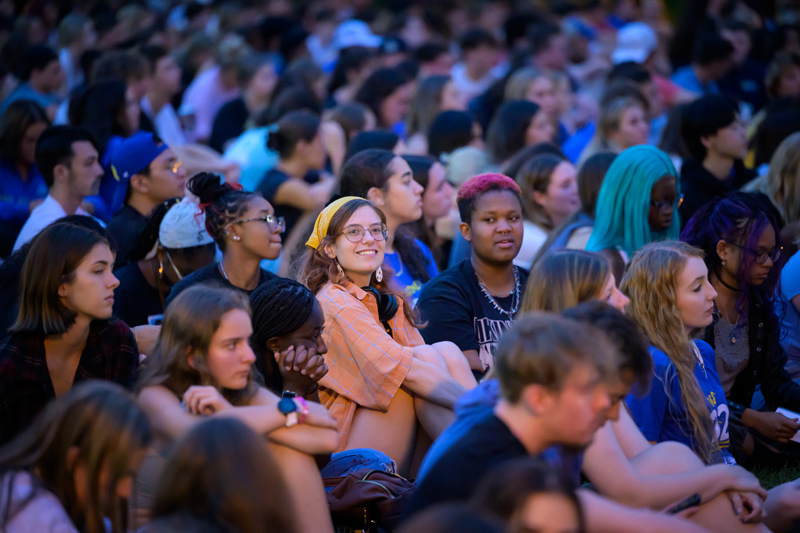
[752, 462, 800, 489]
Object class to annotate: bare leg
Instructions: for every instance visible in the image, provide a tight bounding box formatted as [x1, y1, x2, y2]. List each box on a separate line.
[267, 441, 334, 533]
[764, 481, 800, 533]
[631, 442, 770, 532]
[410, 345, 458, 438]
[431, 341, 478, 389]
[345, 386, 417, 475]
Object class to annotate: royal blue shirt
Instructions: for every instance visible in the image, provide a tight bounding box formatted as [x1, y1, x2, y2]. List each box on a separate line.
[627, 340, 735, 464]
[0, 160, 47, 255]
[383, 238, 438, 304]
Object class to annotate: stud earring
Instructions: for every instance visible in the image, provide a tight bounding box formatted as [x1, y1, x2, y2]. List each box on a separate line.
[376, 266, 383, 283]
[232, 235, 241, 241]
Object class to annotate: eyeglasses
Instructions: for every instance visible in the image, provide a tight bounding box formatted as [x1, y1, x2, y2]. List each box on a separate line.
[729, 243, 783, 264]
[339, 223, 388, 243]
[167, 159, 183, 173]
[650, 194, 684, 211]
[231, 215, 286, 233]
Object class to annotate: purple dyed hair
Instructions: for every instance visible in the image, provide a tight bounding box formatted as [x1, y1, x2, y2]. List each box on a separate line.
[680, 192, 783, 316]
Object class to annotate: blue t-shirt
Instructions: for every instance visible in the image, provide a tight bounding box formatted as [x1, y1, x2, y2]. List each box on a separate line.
[672, 66, 721, 96]
[627, 340, 735, 465]
[0, 160, 47, 255]
[779, 252, 800, 362]
[383, 239, 438, 304]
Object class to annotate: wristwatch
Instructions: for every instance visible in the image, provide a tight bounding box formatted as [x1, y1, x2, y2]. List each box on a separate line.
[278, 392, 298, 427]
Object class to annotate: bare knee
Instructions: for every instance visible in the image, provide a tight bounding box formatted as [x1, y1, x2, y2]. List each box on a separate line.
[649, 441, 704, 471]
[412, 344, 448, 368]
[432, 341, 471, 369]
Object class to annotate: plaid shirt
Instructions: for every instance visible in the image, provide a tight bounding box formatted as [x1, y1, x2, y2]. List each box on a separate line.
[0, 318, 139, 445]
[317, 282, 422, 451]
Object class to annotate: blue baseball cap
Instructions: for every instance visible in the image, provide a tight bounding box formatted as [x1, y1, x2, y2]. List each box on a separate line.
[111, 132, 169, 183]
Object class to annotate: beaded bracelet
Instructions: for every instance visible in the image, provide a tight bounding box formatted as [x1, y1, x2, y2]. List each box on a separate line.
[294, 397, 309, 424]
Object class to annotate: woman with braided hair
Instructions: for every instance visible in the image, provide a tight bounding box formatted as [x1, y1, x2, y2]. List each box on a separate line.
[250, 277, 328, 399]
[166, 172, 284, 304]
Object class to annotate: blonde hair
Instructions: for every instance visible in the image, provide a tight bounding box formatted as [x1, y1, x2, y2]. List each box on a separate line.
[522, 250, 610, 313]
[620, 241, 715, 463]
[579, 96, 644, 164]
[764, 131, 800, 224]
[504, 67, 548, 101]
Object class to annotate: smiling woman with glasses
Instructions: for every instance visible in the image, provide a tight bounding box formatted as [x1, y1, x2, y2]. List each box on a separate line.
[681, 191, 800, 464]
[167, 172, 284, 305]
[298, 196, 476, 476]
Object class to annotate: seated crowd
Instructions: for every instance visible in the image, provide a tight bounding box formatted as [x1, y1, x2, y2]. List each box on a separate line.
[3, 1, 800, 532]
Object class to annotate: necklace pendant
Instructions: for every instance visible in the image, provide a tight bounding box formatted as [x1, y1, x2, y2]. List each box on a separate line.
[730, 335, 736, 344]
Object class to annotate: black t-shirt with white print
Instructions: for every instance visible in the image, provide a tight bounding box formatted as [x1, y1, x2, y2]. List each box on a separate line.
[416, 259, 529, 371]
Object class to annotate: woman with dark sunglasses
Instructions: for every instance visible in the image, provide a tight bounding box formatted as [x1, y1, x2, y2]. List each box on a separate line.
[167, 173, 286, 304]
[681, 192, 800, 463]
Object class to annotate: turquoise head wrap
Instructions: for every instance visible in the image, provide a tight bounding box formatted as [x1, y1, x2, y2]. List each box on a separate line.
[586, 145, 680, 257]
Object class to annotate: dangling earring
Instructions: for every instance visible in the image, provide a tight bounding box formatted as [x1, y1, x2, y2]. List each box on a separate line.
[722, 259, 727, 266]
[376, 266, 383, 283]
[336, 260, 344, 276]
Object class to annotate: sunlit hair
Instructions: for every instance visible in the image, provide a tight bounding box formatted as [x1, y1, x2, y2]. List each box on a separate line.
[151, 418, 295, 533]
[522, 250, 610, 314]
[457, 172, 522, 225]
[764, 132, 800, 226]
[137, 285, 258, 405]
[503, 67, 549, 101]
[13, 223, 110, 335]
[297, 198, 417, 326]
[515, 153, 569, 230]
[620, 241, 714, 463]
[582, 96, 645, 161]
[187, 172, 259, 252]
[495, 312, 618, 403]
[681, 192, 783, 316]
[0, 381, 152, 533]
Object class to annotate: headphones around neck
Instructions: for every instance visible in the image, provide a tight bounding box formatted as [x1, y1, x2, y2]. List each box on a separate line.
[361, 286, 399, 337]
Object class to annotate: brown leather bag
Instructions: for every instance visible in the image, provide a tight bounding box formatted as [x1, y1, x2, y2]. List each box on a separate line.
[324, 468, 415, 532]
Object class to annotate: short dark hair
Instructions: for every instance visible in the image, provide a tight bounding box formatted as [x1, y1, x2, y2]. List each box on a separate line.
[19, 45, 58, 81]
[353, 67, 408, 126]
[528, 22, 562, 56]
[413, 42, 449, 63]
[459, 28, 498, 52]
[607, 61, 652, 85]
[428, 110, 475, 159]
[692, 34, 734, 66]
[91, 50, 149, 83]
[139, 44, 169, 70]
[265, 110, 320, 159]
[35, 126, 98, 187]
[344, 131, 399, 163]
[681, 95, 738, 160]
[561, 301, 652, 396]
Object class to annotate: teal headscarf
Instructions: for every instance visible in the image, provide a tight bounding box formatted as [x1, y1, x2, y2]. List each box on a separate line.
[586, 145, 680, 257]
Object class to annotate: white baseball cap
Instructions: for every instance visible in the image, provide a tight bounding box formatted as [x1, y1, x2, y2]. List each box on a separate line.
[159, 198, 214, 249]
[611, 22, 658, 65]
[333, 20, 382, 51]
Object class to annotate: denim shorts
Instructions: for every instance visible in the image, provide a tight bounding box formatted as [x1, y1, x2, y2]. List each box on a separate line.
[320, 448, 397, 481]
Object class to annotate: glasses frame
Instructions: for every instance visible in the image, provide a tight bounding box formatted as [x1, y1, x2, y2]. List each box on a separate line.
[728, 242, 783, 265]
[230, 215, 286, 233]
[339, 223, 388, 243]
[650, 194, 684, 211]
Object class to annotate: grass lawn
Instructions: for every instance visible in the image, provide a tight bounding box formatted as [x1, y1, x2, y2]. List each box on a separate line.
[752, 462, 800, 489]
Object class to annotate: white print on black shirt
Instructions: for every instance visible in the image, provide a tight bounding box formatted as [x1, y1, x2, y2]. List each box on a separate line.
[475, 317, 514, 370]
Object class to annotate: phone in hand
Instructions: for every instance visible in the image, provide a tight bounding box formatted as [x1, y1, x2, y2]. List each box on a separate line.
[665, 493, 701, 515]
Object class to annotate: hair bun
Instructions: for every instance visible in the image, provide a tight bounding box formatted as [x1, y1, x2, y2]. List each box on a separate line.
[187, 172, 226, 205]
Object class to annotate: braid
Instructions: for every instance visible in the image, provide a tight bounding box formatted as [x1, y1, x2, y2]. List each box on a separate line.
[249, 279, 317, 393]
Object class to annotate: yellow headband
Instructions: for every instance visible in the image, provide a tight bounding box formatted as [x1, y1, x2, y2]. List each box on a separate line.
[306, 196, 364, 249]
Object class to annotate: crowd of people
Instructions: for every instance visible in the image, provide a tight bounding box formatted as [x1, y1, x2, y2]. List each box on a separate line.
[2, 0, 800, 532]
